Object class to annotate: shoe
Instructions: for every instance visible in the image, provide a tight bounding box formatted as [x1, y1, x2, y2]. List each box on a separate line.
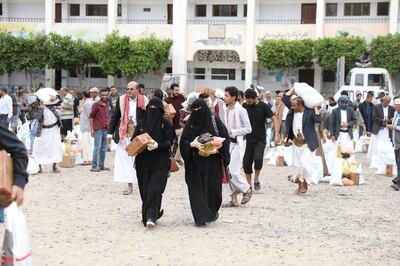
[90, 167, 101, 172]
[391, 184, 400, 191]
[177, 160, 184, 166]
[254, 181, 261, 191]
[52, 168, 60, 173]
[241, 189, 253, 205]
[146, 219, 155, 229]
[100, 166, 110, 171]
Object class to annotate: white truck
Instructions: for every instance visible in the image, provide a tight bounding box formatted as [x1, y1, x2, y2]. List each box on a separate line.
[333, 67, 395, 101]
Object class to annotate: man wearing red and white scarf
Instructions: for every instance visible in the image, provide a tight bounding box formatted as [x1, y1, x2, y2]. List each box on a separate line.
[109, 81, 148, 195]
[222, 86, 253, 207]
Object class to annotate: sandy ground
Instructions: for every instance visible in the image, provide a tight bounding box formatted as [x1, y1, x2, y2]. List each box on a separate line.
[2, 151, 400, 266]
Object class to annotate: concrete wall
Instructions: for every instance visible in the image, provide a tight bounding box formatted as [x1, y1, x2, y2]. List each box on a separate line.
[126, 4, 168, 20]
[8, 2, 45, 18]
[258, 3, 301, 21]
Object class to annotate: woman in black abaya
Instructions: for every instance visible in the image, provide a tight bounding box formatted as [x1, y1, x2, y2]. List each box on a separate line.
[133, 97, 174, 228]
[180, 99, 230, 226]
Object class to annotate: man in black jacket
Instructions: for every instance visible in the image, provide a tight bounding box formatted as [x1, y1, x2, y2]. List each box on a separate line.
[358, 91, 375, 135]
[330, 95, 357, 150]
[0, 125, 29, 221]
[283, 88, 321, 194]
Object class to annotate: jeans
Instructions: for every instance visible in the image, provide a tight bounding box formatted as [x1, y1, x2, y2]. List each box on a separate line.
[358, 126, 364, 138]
[92, 129, 108, 168]
[0, 208, 3, 223]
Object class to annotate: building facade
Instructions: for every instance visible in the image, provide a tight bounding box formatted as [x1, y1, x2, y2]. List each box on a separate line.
[0, 0, 399, 93]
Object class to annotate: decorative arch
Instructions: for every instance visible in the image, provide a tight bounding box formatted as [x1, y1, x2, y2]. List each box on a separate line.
[191, 49, 242, 63]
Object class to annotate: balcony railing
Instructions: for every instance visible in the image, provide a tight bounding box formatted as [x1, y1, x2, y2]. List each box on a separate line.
[116, 19, 168, 24]
[324, 17, 389, 24]
[0, 17, 45, 23]
[187, 19, 246, 25]
[61, 18, 108, 24]
[256, 19, 301, 24]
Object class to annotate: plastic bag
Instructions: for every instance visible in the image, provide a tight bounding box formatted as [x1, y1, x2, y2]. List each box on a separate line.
[311, 156, 323, 185]
[267, 147, 277, 165]
[355, 136, 368, 153]
[330, 158, 343, 186]
[16, 122, 30, 144]
[2, 202, 33, 266]
[294, 82, 324, 108]
[26, 156, 39, 175]
[283, 146, 293, 167]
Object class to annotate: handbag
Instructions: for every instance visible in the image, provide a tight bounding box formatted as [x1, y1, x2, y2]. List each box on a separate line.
[169, 148, 179, 173]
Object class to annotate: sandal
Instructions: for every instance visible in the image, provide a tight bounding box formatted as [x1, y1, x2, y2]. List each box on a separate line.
[241, 189, 253, 205]
[298, 182, 308, 194]
[123, 188, 133, 195]
[222, 201, 239, 208]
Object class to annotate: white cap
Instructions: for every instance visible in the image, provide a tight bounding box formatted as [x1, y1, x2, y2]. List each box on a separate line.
[394, 98, 400, 105]
[89, 87, 99, 93]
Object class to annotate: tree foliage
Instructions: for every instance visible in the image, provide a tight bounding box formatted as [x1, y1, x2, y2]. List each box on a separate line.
[370, 34, 400, 74]
[256, 39, 314, 71]
[96, 32, 172, 79]
[314, 33, 367, 71]
[0, 31, 19, 75]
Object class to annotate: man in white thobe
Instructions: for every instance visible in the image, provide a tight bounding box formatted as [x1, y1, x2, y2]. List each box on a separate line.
[222, 87, 252, 207]
[109, 81, 148, 195]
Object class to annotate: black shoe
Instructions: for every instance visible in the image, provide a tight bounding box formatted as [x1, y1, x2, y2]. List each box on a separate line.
[254, 181, 261, 191]
[52, 168, 60, 173]
[90, 167, 101, 172]
[391, 184, 400, 191]
[100, 166, 110, 171]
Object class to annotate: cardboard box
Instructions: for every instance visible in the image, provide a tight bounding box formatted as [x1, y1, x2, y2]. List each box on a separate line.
[350, 172, 360, 185]
[0, 150, 13, 208]
[276, 156, 285, 167]
[126, 133, 152, 156]
[386, 164, 393, 177]
[60, 153, 75, 168]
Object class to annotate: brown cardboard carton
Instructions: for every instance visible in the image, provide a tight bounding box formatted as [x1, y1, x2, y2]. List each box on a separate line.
[350, 172, 360, 185]
[60, 153, 75, 168]
[386, 164, 393, 177]
[126, 133, 152, 156]
[0, 150, 13, 207]
[165, 104, 176, 120]
[276, 156, 285, 167]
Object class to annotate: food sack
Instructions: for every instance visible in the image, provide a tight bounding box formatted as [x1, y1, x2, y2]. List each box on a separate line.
[293, 82, 324, 109]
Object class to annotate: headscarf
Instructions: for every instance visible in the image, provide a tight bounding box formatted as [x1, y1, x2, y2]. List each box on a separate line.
[186, 99, 218, 138]
[338, 95, 349, 110]
[143, 97, 165, 141]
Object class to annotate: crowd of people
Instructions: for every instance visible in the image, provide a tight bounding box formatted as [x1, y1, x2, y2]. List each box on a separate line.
[1, 81, 399, 229]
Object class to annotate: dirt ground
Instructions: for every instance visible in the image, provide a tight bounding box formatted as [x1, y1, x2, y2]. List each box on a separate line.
[3, 151, 400, 266]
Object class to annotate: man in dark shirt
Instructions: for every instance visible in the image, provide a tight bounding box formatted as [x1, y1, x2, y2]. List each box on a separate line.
[165, 83, 186, 165]
[0, 125, 29, 221]
[358, 91, 375, 134]
[242, 89, 279, 191]
[89, 88, 111, 172]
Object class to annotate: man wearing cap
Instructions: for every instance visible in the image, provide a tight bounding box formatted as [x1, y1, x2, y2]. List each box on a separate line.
[330, 96, 357, 150]
[387, 98, 400, 190]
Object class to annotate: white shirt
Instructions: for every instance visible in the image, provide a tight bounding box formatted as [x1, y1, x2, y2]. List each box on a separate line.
[383, 106, 388, 119]
[226, 102, 252, 138]
[340, 110, 347, 130]
[282, 106, 289, 121]
[128, 97, 137, 126]
[293, 112, 304, 137]
[0, 94, 13, 119]
[43, 106, 58, 126]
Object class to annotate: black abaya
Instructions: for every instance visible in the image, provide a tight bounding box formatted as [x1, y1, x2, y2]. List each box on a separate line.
[133, 98, 175, 226]
[180, 99, 230, 225]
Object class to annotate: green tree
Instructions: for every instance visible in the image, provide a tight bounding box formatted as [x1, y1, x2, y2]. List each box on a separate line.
[256, 39, 314, 84]
[0, 32, 18, 79]
[96, 32, 172, 80]
[371, 33, 400, 74]
[47, 33, 98, 89]
[14, 34, 49, 91]
[314, 33, 367, 71]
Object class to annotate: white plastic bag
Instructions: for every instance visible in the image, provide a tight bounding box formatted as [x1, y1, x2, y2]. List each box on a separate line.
[355, 136, 368, 153]
[16, 122, 30, 144]
[2, 203, 33, 266]
[294, 82, 324, 108]
[283, 146, 293, 167]
[330, 158, 343, 186]
[267, 147, 277, 165]
[311, 156, 323, 185]
[26, 156, 39, 175]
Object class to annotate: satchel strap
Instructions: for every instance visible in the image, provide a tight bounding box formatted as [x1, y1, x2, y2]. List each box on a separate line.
[211, 115, 219, 137]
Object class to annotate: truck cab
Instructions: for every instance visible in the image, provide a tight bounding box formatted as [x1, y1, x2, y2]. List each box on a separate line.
[334, 68, 394, 102]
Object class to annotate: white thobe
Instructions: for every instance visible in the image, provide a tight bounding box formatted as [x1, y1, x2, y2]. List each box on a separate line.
[113, 97, 137, 183]
[33, 106, 63, 165]
[338, 110, 353, 150]
[291, 112, 315, 185]
[368, 106, 391, 159]
[224, 103, 252, 196]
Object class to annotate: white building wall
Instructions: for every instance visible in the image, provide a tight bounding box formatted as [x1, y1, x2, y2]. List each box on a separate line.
[7, 2, 45, 18]
[258, 3, 301, 21]
[126, 4, 168, 20]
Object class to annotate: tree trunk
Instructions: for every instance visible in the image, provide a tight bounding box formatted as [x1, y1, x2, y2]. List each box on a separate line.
[24, 69, 29, 90]
[87, 66, 92, 90]
[28, 70, 33, 93]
